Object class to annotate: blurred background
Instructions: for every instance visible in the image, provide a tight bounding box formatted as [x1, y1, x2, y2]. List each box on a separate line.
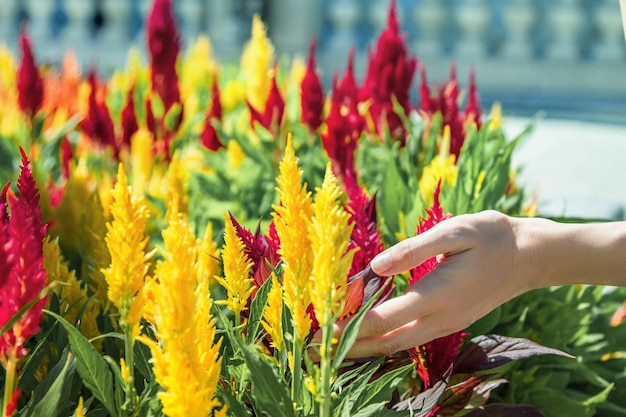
[1, 0, 626, 218]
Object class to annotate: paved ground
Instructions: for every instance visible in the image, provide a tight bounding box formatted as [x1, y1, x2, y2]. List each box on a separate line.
[503, 116, 626, 220]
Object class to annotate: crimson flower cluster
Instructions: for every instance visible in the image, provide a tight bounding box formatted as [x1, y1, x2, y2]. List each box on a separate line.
[0, 149, 48, 363]
[17, 29, 43, 119]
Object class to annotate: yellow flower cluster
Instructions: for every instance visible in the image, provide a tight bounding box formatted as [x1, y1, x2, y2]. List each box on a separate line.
[241, 14, 275, 112]
[308, 165, 356, 328]
[102, 164, 154, 333]
[215, 214, 255, 318]
[419, 125, 458, 206]
[145, 211, 223, 417]
[261, 273, 284, 350]
[272, 135, 314, 342]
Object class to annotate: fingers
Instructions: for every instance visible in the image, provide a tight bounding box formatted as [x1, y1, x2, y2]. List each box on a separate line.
[370, 217, 471, 276]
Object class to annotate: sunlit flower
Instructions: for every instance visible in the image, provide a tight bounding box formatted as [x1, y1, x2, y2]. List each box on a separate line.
[17, 28, 44, 119]
[200, 77, 224, 151]
[300, 38, 324, 133]
[0, 149, 48, 363]
[75, 396, 85, 417]
[197, 221, 220, 288]
[408, 184, 464, 389]
[81, 69, 119, 159]
[101, 164, 154, 333]
[322, 49, 363, 182]
[241, 14, 274, 112]
[261, 273, 284, 350]
[359, 0, 416, 140]
[271, 135, 314, 342]
[130, 128, 155, 197]
[43, 237, 101, 348]
[418, 125, 458, 206]
[147, 0, 181, 114]
[180, 35, 216, 117]
[227, 140, 246, 169]
[308, 165, 356, 328]
[215, 214, 255, 318]
[248, 71, 285, 133]
[147, 211, 223, 417]
[221, 79, 246, 112]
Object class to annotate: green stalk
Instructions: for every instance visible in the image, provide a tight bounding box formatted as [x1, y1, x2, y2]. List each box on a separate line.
[3, 355, 17, 417]
[122, 323, 137, 417]
[319, 318, 333, 417]
[291, 338, 302, 413]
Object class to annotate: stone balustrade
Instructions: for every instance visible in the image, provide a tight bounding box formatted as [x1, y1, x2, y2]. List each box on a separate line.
[1, 0, 625, 121]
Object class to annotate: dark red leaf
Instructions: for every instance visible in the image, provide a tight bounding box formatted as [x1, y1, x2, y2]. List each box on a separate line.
[453, 334, 575, 375]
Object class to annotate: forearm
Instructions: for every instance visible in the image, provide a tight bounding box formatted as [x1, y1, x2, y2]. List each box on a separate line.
[517, 217, 626, 289]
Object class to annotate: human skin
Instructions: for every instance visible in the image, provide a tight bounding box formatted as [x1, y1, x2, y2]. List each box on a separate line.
[336, 210, 626, 358]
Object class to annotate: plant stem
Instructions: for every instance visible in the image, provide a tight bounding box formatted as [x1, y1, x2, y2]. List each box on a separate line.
[291, 338, 302, 413]
[319, 321, 332, 417]
[122, 323, 137, 417]
[2, 355, 17, 417]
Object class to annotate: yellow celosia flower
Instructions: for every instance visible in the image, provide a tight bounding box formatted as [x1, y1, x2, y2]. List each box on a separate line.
[215, 214, 255, 318]
[43, 237, 102, 348]
[419, 125, 458, 206]
[241, 14, 275, 111]
[271, 135, 313, 342]
[130, 128, 154, 197]
[489, 101, 502, 131]
[0, 45, 16, 89]
[180, 36, 216, 117]
[227, 140, 246, 169]
[289, 57, 307, 89]
[163, 154, 189, 215]
[102, 164, 154, 332]
[197, 221, 220, 287]
[75, 396, 85, 417]
[261, 273, 284, 350]
[50, 161, 110, 304]
[145, 211, 223, 417]
[221, 79, 246, 112]
[308, 165, 356, 328]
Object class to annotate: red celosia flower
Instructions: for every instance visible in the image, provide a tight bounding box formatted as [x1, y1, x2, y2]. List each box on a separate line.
[147, 0, 181, 114]
[419, 64, 482, 159]
[322, 49, 364, 183]
[145, 97, 157, 135]
[249, 71, 285, 133]
[60, 136, 73, 180]
[407, 183, 466, 389]
[81, 69, 119, 159]
[228, 213, 280, 295]
[120, 85, 138, 150]
[0, 149, 48, 362]
[300, 38, 325, 133]
[201, 77, 224, 151]
[359, 0, 417, 141]
[17, 27, 44, 119]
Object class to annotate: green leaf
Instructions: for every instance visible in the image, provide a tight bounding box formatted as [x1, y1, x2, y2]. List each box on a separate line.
[217, 385, 252, 417]
[238, 345, 295, 417]
[44, 310, 117, 417]
[247, 268, 273, 344]
[357, 362, 414, 407]
[27, 351, 75, 417]
[334, 360, 383, 416]
[332, 286, 385, 371]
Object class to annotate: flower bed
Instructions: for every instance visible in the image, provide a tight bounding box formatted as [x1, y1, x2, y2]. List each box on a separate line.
[1, 0, 626, 416]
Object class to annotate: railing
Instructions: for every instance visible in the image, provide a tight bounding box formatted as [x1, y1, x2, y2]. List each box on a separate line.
[1, 0, 626, 121]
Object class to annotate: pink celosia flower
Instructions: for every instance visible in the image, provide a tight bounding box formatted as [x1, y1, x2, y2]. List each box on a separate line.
[200, 77, 224, 151]
[248, 70, 285, 133]
[464, 67, 482, 129]
[322, 49, 364, 183]
[406, 183, 465, 389]
[0, 149, 48, 362]
[81, 69, 119, 159]
[17, 27, 44, 119]
[147, 0, 181, 114]
[120, 86, 138, 150]
[359, 0, 417, 141]
[300, 38, 324, 133]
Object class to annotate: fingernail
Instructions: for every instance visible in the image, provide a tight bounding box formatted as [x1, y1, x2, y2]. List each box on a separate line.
[371, 251, 391, 274]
